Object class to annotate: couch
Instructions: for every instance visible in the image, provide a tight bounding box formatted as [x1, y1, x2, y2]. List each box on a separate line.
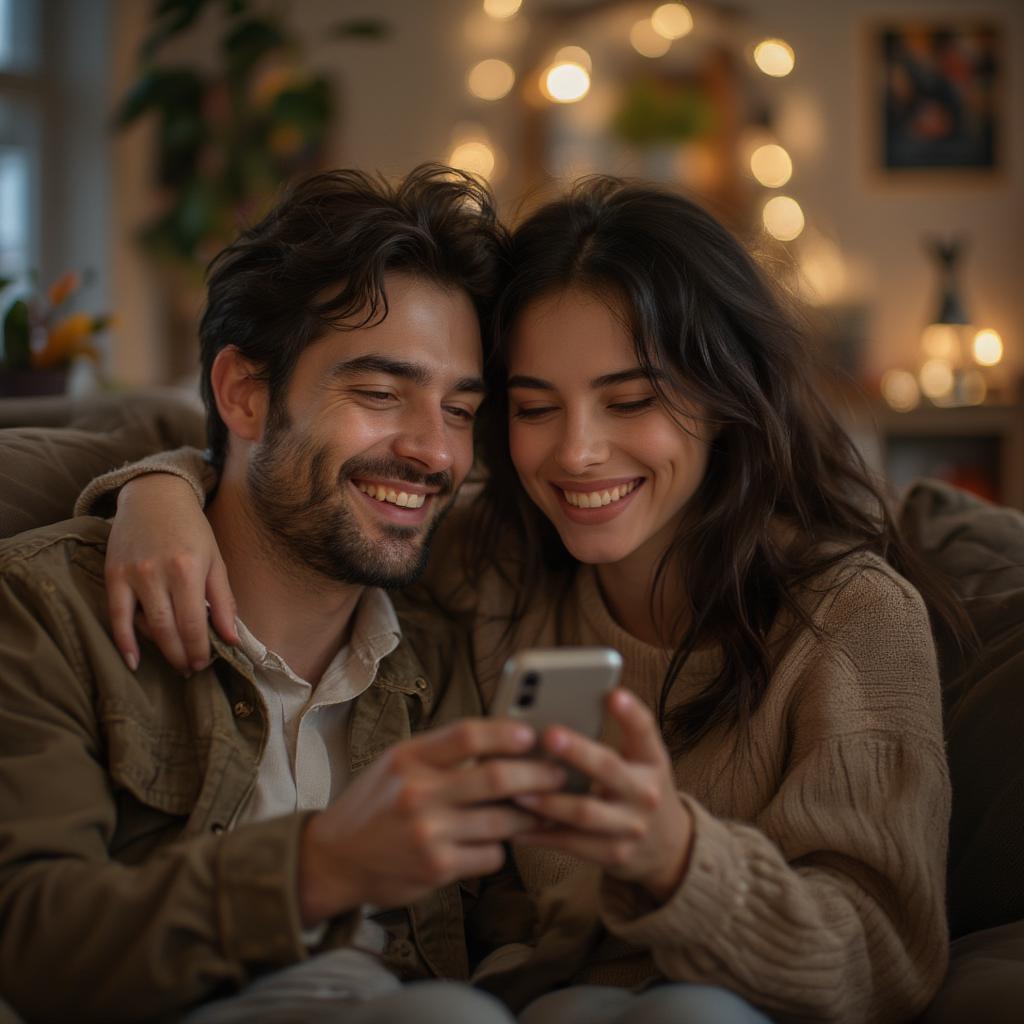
[0, 392, 1021, 1023]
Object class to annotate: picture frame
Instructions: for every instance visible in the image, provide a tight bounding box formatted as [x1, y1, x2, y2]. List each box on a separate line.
[873, 22, 1001, 175]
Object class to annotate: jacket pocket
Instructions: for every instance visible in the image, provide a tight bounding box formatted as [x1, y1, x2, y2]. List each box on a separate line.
[102, 703, 203, 816]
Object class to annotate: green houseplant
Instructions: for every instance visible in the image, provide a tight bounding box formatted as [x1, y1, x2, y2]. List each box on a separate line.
[116, 0, 387, 272]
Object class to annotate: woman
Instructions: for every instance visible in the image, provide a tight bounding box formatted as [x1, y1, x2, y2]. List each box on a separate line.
[85, 177, 959, 1023]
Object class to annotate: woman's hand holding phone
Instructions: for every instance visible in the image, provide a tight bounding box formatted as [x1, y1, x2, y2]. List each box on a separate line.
[513, 688, 694, 903]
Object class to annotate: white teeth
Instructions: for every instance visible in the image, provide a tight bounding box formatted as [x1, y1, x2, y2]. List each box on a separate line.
[562, 480, 638, 508]
[356, 483, 426, 509]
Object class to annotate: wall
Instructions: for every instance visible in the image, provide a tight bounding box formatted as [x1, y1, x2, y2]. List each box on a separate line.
[107, 0, 1023, 387]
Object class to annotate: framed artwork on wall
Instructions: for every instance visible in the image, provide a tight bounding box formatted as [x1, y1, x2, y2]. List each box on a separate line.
[873, 22, 1001, 175]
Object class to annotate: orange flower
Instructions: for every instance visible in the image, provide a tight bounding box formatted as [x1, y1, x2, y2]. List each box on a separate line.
[47, 271, 81, 309]
[33, 312, 100, 369]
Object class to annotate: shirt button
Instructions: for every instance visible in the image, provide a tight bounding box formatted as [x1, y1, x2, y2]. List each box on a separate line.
[211, 822, 225, 834]
[233, 700, 254, 718]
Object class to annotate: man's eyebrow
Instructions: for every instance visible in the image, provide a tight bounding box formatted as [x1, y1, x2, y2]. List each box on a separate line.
[507, 368, 662, 390]
[329, 355, 485, 394]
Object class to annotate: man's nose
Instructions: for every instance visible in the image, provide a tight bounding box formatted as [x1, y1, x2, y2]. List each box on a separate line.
[392, 410, 455, 474]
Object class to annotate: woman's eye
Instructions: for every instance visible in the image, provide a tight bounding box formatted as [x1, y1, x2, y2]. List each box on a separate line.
[511, 406, 557, 420]
[609, 397, 656, 414]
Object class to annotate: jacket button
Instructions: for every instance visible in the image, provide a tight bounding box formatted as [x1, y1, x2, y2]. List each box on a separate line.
[211, 823, 225, 834]
[392, 939, 414, 958]
[233, 700, 254, 718]
[413, 677, 428, 691]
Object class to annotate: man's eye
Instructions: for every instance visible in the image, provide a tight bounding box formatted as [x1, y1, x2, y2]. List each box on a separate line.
[609, 397, 656, 414]
[355, 390, 395, 402]
[445, 405, 476, 422]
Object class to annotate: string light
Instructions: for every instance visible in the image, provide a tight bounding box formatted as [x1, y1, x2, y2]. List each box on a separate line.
[919, 359, 955, 400]
[482, 0, 521, 19]
[467, 59, 515, 100]
[750, 143, 792, 187]
[754, 38, 795, 77]
[542, 61, 591, 103]
[973, 328, 1004, 366]
[448, 140, 496, 180]
[651, 3, 693, 40]
[762, 196, 804, 241]
[630, 19, 671, 58]
[881, 370, 921, 412]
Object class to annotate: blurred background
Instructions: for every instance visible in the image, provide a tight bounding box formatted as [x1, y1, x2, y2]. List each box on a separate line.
[1, 0, 1022, 505]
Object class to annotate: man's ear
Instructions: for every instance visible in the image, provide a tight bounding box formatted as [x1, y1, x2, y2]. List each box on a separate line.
[210, 346, 269, 444]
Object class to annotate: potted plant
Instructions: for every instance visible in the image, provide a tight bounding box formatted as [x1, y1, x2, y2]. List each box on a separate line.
[0, 272, 112, 397]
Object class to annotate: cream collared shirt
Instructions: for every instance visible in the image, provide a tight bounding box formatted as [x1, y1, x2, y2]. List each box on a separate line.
[233, 586, 401, 825]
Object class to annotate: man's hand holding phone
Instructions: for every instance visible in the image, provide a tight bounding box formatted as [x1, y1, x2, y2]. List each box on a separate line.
[297, 717, 565, 927]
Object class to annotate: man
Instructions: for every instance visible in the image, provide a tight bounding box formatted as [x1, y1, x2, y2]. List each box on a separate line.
[0, 167, 560, 1023]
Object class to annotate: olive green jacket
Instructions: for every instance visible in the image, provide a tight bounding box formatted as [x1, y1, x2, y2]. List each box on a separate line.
[0, 517, 489, 1023]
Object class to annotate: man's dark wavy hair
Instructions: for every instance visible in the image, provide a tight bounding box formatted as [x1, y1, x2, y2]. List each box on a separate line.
[199, 164, 508, 468]
[468, 176, 972, 756]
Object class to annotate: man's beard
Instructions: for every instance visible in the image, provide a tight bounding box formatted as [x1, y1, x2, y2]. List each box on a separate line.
[247, 413, 454, 589]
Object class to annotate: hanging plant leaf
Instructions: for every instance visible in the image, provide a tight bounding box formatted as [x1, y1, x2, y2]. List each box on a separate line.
[222, 17, 286, 82]
[142, 0, 212, 61]
[116, 68, 205, 126]
[332, 19, 390, 40]
[2, 299, 31, 370]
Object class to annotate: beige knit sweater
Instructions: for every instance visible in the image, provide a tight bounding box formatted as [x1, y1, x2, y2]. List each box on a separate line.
[80, 451, 952, 1023]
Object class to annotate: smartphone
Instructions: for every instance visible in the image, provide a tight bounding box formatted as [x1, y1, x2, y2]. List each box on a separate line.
[490, 646, 623, 793]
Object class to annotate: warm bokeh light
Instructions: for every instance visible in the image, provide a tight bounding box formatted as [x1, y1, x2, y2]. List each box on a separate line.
[630, 19, 671, 58]
[554, 45, 592, 72]
[762, 195, 804, 241]
[750, 143, 792, 187]
[881, 370, 921, 412]
[483, 0, 521, 19]
[919, 359, 955, 400]
[973, 328, 1004, 366]
[467, 59, 515, 100]
[651, 3, 693, 40]
[448, 140, 496, 180]
[754, 38, 795, 77]
[921, 323, 961, 361]
[542, 62, 591, 103]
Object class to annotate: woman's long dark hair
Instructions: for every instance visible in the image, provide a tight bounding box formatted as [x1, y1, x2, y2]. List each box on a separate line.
[467, 177, 971, 756]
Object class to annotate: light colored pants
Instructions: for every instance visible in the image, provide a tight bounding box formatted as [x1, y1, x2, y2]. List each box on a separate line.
[519, 983, 773, 1024]
[183, 948, 516, 1024]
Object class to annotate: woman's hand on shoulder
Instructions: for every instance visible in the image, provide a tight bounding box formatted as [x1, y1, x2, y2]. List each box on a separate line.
[105, 474, 237, 675]
[512, 689, 694, 902]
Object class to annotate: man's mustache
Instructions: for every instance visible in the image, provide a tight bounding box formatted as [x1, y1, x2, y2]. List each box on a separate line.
[338, 456, 453, 497]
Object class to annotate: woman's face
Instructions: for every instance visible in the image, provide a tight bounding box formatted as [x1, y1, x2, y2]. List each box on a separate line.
[507, 287, 711, 574]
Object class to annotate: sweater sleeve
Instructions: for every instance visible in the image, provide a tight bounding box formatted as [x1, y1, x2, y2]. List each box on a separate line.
[600, 566, 951, 1024]
[74, 445, 213, 518]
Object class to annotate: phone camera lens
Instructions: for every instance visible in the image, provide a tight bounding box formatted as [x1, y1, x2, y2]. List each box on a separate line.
[522, 672, 540, 688]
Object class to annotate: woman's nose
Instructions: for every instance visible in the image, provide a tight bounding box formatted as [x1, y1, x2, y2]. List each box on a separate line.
[554, 415, 608, 475]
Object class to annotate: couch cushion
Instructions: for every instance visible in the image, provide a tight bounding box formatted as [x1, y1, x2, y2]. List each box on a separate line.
[900, 480, 1024, 938]
[0, 392, 204, 539]
[921, 919, 1024, 1023]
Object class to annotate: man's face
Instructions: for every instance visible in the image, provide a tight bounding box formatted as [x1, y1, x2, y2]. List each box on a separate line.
[247, 273, 483, 588]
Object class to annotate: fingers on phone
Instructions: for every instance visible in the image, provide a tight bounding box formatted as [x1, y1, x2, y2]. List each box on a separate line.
[410, 718, 536, 768]
[513, 792, 643, 837]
